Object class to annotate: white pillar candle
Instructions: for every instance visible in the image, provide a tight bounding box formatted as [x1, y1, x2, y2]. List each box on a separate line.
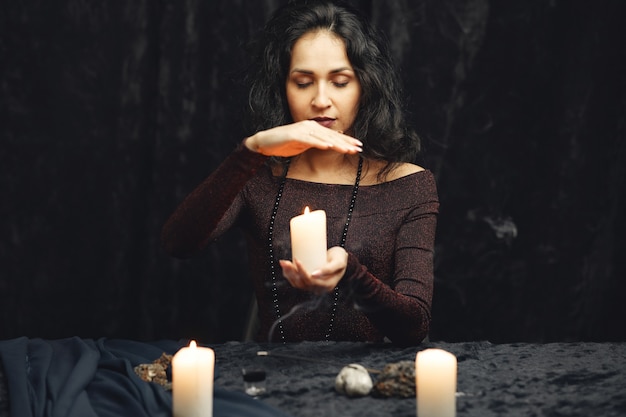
[172, 340, 215, 417]
[416, 348, 457, 417]
[290, 206, 327, 273]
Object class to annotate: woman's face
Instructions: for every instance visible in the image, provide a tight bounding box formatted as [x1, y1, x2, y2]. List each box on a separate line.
[286, 30, 361, 134]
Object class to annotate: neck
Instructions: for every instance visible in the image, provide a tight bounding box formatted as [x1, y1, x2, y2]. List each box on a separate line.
[289, 150, 361, 184]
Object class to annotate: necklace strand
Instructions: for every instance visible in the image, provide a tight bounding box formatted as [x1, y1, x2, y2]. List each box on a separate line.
[267, 156, 363, 343]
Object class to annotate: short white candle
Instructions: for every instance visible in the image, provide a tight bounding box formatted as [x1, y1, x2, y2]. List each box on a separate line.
[416, 348, 457, 417]
[172, 340, 215, 417]
[290, 206, 327, 273]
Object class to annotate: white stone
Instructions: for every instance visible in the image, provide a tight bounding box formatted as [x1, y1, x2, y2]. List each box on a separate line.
[335, 364, 373, 397]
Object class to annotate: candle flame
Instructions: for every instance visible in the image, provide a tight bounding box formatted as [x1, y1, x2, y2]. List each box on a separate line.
[304, 206, 310, 214]
[189, 340, 197, 349]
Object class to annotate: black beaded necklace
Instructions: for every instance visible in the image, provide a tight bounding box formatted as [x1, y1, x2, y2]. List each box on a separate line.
[267, 156, 363, 343]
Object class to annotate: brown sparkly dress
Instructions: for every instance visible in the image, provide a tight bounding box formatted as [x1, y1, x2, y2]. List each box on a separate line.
[161, 145, 439, 345]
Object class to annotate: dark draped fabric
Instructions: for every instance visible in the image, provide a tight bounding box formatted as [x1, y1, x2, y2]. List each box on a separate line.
[0, 337, 293, 417]
[1, 0, 625, 343]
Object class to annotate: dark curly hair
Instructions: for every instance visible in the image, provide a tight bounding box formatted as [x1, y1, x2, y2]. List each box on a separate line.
[246, 0, 420, 170]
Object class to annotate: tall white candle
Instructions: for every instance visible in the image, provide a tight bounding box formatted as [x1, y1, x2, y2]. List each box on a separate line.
[172, 340, 215, 417]
[416, 348, 457, 417]
[290, 206, 327, 273]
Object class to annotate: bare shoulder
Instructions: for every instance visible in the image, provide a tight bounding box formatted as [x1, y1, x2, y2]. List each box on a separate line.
[362, 160, 425, 185]
[389, 162, 425, 180]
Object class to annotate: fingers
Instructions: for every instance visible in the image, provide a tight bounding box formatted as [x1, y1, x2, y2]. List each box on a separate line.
[318, 247, 349, 276]
[279, 259, 335, 293]
[279, 250, 347, 294]
[305, 121, 362, 154]
[279, 259, 321, 291]
[245, 121, 363, 157]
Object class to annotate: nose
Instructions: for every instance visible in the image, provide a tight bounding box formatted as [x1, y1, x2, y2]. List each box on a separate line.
[311, 85, 331, 108]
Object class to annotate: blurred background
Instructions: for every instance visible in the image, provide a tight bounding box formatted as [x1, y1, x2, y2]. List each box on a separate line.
[1, 0, 624, 344]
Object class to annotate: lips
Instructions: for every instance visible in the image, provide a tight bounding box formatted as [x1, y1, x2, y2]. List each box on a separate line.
[311, 117, 335, 128]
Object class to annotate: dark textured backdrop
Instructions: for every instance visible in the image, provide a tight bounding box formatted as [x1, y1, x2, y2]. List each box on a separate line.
[1, 0, 625, 344]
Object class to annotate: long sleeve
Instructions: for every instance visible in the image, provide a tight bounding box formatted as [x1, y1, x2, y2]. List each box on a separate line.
[341, 176, 438, 346]
[161, 145, 268, 258]
[343, 254, 433, 346]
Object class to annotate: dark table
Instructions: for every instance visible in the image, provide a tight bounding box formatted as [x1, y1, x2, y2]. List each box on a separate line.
[213, 341, 626, 417]
[2, 338, 625, 417]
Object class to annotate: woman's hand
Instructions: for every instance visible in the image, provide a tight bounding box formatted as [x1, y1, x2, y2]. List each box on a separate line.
[244, 120, 362, 157]
[279, 246, 348, 294]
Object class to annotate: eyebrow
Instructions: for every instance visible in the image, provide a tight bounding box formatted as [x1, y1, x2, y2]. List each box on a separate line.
[290, 67, 354, 75]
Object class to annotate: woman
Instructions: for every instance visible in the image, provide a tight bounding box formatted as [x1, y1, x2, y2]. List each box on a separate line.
[161, 0, 439, 345]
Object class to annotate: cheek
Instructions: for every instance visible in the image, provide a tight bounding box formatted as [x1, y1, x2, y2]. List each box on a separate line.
[346, 93, 361, 119]
[343, 86, 361, 110]
[286, 89, 308, 119]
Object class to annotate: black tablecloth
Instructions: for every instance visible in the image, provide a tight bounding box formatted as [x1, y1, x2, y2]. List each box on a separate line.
[213, 341, 626, 417]
[2, 338, 625, 417]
